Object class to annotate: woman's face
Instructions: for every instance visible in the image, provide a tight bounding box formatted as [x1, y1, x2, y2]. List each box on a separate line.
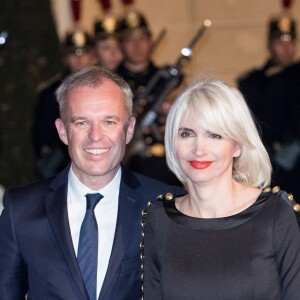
[176, 113, 241, 186]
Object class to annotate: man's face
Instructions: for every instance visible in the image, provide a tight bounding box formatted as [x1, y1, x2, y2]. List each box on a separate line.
[64, 50, 97, 73]
[121, 31, 152, 65]
[55, 79, 135, 189]
[269, 39, 297, 67]
[95, 39, 123, 70]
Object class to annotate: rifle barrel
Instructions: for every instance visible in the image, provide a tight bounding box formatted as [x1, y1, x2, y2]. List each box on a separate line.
[188, 19, 212, 49]
[175, 19, 211, 69]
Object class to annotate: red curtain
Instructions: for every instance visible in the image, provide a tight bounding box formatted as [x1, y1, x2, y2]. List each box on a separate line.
[70, 0, 81, 22]
[282, 0, 293, 8]
[98, 0, 111, 11]
[121, 0, 134, 5]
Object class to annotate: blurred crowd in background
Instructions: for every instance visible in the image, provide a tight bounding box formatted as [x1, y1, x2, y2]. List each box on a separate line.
[1, 0, 300, 203]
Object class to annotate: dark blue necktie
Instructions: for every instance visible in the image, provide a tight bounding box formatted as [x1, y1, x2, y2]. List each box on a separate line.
[77, 193, 103, 300]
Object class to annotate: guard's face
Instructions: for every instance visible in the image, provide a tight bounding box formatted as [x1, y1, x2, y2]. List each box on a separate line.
[176, 113, 241, 187]
[55, 79, 135, 189]
[121, 31, 152, 65]
[95, 39, 123, 70]
[64, 50, 96, 73]
[269, 39, 296, 67]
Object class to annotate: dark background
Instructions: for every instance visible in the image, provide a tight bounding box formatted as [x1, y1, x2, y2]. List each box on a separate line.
[0, 0, 63, 188]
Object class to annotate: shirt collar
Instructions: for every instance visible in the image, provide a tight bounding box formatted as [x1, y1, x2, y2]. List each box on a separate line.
[68, 167, 122, 204]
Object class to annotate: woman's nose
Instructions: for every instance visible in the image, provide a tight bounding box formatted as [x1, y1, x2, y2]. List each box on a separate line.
[193, 138, 207, 156]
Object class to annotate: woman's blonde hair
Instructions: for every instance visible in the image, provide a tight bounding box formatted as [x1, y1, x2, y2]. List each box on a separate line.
[165, 78, 272, 188]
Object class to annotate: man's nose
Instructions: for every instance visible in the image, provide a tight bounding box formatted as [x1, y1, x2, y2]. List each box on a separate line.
[88, 123, 104, 141]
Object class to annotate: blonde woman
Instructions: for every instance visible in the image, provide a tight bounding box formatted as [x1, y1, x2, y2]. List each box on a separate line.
[144, 79, 300, 299]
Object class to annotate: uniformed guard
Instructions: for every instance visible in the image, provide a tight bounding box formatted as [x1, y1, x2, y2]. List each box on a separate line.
[116, 10, 158, 96]
[115, 10, 181, 186]
[237, 3, 300, 202]
[32, 28, 96, 178]
[94, 14, 123, 70]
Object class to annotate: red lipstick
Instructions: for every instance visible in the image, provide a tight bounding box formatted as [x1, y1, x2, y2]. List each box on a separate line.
[189, 161, 212, 169]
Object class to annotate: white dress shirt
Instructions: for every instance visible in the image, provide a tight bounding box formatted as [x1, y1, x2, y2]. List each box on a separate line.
[67, 167, 120, 298]
[0, 184, 4, 215]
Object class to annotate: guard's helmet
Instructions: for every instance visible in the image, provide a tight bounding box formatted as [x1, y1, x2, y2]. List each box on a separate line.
[268, 15, 297, 42]
[118, 11, 151, 39]
[94, 15, 120, 41]
[63, 29, 94, 56]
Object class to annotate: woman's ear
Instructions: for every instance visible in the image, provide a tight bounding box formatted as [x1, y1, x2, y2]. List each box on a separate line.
[233, 142, 242, 158]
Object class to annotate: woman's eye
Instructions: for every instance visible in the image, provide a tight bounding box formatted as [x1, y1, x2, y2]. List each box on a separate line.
[180, 131, 194, 138]
[209, 133, 222, 139]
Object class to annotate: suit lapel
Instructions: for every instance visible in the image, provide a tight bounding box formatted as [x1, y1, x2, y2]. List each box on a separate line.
[44, 170, 89, 300]
[99, 169, 143, 299]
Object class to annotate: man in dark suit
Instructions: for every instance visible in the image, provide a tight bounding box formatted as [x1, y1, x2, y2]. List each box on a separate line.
[0, 66, 184, 299]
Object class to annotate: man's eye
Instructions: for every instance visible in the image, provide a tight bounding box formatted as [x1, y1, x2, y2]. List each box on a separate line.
[74, 121, 89, 126]
[105, 120, 117, 125]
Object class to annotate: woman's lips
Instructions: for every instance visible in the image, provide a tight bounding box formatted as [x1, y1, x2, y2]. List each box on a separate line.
[189, 160, 212, 169]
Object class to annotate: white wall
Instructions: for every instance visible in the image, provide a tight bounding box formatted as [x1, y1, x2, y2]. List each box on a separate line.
[50, 0, 300, 84]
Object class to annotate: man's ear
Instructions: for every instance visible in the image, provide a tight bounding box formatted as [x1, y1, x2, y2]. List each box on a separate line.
[126, 117, 136, 145]
[55, 118, 68, 145]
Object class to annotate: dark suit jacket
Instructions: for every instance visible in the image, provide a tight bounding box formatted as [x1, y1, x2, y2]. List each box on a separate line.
[0, 165, 185, 299]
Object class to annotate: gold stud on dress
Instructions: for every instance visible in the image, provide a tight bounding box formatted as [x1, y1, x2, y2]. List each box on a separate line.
[263, 187, 272, 193]
[165, 192, 174, 201]
[272, 186, 280, 193]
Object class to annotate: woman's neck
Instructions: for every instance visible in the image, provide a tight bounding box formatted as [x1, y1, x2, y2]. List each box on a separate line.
[176, 180, 260, 218]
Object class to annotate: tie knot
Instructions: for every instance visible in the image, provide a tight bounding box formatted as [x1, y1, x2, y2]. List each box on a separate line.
[85, 193, 103, 211]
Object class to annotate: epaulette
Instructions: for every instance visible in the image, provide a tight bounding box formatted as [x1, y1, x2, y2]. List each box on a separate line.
[264, 65, 285, 77]
[263, 186, 300, 225]
[35, 73, 64, 93]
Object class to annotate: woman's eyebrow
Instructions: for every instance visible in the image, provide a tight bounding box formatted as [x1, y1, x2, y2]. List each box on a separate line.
[178, 127, 195, 133]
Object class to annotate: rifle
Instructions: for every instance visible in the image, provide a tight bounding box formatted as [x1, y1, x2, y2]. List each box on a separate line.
[133, 19, 212, 130]
[125, 20, 211, 160]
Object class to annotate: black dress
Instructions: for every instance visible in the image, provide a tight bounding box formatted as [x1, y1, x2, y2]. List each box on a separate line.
[144, 189, 300, 299]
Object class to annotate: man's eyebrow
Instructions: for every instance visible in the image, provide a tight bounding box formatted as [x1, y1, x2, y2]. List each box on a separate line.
[70, 115, 121, 122]
[104, 115, 121, 120]
[70, 116, 86, 122]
